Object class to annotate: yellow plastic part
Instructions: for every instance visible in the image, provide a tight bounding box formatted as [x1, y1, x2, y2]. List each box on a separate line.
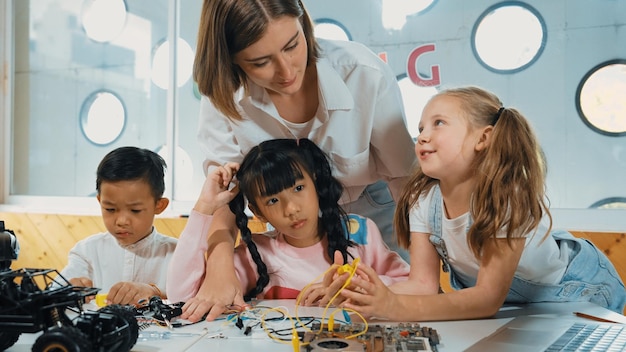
[291, 329, 300, 352]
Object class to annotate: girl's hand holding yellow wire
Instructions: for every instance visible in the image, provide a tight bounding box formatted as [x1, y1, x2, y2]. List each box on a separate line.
[298, 251, 351, 307]
[339, 263, 398, 320]
[299, 273, 351, 307]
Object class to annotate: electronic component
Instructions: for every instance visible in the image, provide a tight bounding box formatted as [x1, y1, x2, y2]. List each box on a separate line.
[309, 338, 364, 351]
[134, 295, 184, 328]
[303, 321, 440, 352]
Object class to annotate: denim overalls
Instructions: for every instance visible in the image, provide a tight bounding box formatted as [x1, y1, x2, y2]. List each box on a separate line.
[428, 185, 626, 313]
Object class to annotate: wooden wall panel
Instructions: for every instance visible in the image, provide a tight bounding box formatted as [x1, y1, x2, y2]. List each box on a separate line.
[58, 215, 107, 243]
[153, 217, 188, 238]
[1, 212, 50, 270]
[25, 213, 76, 271]
[574, 231, 626, 285]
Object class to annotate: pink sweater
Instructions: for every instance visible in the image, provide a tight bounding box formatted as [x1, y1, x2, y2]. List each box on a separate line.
[166, 211, 409, 303]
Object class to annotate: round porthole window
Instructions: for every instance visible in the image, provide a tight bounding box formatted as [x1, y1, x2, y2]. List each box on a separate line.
[396, 74, 438, 140]
[589, 197, 626, 210]
[314, 19, 352, 41]
[472, 1, 546, 73]
[80, 90, 126, 146]
[81, 0, 127, 43]
[381, 0, 436, 30]
[576, 60, 626, 136]
[151, 38, 195, 90]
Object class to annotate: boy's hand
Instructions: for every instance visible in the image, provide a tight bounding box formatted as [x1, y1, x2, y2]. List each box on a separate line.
[107, 282, 160, 306]
[69, 277, 93, 287]
[194, 162, 240, 215]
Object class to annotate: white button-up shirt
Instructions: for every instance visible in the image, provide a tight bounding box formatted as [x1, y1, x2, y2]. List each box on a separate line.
[197, 38, 417, 204]
[59, 228, 177, 294]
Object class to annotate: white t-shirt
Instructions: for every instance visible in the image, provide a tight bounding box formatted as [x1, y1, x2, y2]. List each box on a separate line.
[409, 186, 570, 284]
[197, 38, 417, 204]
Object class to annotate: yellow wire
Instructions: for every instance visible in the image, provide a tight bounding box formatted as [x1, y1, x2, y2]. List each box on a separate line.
[259, 306, 311, 346]
[294, 258, 363, 336]
[317, 257, 360, 335]
[258, 306, 368, 346]
[331, 307, 369, 339]
[294, 265, 334, 332]
[258, 258, 368, 345]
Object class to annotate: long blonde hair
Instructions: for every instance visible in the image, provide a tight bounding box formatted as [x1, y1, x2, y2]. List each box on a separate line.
[395, 86, 551, 258]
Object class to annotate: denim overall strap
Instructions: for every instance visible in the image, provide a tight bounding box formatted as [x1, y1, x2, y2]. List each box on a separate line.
[428, 185, 473, 290]
[428, 185, 449, 273]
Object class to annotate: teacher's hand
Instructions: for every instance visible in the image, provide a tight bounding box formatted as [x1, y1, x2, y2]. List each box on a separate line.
[180, 261, 247, 322]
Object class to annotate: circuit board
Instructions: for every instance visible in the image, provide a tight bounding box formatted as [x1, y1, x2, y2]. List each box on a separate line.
[303, 321, 440, 352]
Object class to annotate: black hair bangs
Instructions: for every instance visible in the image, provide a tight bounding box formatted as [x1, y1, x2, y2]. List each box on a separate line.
[240, 154, 306, 203]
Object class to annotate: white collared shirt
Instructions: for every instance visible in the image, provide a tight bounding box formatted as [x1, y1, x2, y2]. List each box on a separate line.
[197, 39, 417, 203]
[59, 228, 177, 293]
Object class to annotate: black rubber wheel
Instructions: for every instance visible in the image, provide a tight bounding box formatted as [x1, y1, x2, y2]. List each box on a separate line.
[32, 326, 92, 352]
[99, 304, 139, 351]
[0, 331, 21, 350]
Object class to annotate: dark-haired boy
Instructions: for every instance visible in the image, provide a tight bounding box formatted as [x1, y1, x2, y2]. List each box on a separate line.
[60, 146, 177, 306]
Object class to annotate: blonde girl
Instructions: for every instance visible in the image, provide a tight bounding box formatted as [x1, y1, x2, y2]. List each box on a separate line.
[339, 86, 626, 321]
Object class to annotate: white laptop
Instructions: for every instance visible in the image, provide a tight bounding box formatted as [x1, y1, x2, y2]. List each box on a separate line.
[464, 315, 626, 352]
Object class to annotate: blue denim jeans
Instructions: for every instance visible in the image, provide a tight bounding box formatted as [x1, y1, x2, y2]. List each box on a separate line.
[428, 184, 626, 313]
[342, 180, 409, 262]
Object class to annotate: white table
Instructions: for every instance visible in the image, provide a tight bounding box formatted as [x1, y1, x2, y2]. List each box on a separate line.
[10, 300, 626, 351]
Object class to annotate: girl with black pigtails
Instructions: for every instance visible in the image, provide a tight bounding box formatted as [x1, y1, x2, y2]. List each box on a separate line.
[229, 138, 354, 301]
[167, 138, 409, 320]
